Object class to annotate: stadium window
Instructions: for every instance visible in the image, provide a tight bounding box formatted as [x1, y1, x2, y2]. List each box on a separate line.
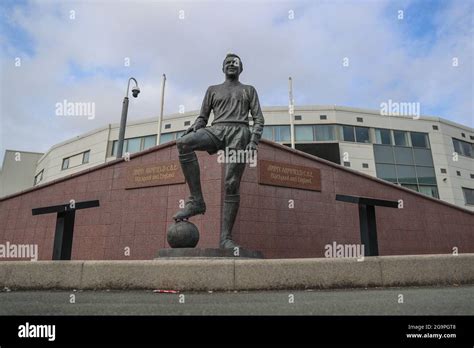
[410, 132, 429, 148]
[143, 135, 157, 149]
[342, 125, 355, 142]
[126, 137, 141, 154]
[160, 133, 174, 144]
[462, 187, 474, 205]
[315, 125, 335, 141]
[393, 130, 408, 146]
[82, 150, 90, 164]
[375, 128, 392, 145]
[62, 158, 69, 170]
[355, 127, 370, 143]
[262, 126, 273, 140]
[295, 125, 313, 141]
[453, 138, 473, 158]
[419, 186, 439, 199]
[34, 170, 44, 185]
[274, 126, 291, 142]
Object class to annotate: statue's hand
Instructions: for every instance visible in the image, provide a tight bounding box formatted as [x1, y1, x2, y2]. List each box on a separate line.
[245, 141, 258, 152]
[184, 118, 206, 135]
[184, 126, 194, 135]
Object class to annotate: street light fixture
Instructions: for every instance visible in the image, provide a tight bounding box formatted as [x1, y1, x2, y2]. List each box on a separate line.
[117, 77, 140, 158]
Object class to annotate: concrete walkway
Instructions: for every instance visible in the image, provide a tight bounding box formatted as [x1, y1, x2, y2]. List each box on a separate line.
[1, 253, 472, 291]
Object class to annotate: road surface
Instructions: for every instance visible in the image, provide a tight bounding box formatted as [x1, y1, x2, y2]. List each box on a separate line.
[0, 285, 472, 315]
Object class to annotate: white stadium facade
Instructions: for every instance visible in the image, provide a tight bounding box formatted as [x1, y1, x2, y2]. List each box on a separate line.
[1, 105, 473, 210]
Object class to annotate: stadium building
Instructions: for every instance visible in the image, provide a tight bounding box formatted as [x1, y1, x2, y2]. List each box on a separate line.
[1, 105, 473, 210]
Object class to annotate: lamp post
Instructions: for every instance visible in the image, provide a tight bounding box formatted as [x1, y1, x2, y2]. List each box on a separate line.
[116, 77, 140, 158]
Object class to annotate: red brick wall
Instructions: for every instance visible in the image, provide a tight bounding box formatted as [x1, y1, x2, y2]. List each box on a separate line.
[0, 143, 222, 260]
[234, 141, 474, 258]
[0, 140, 472, 260]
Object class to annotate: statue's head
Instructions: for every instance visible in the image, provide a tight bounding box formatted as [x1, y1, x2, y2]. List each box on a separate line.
[222, 53, 243, 77]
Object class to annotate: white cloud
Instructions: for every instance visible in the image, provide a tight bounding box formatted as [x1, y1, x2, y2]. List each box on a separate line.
[0, 0, 472, 163]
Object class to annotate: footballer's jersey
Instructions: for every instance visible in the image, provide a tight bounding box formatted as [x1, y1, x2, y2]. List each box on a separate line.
[198, 81, 264, 130]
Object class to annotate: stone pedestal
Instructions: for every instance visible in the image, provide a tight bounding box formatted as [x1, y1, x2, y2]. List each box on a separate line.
[156, 248, 264, 259]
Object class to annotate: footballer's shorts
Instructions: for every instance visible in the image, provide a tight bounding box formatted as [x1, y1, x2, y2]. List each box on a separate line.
[199, 122, 251, 155]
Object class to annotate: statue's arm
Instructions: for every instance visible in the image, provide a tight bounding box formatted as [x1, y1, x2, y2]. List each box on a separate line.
[185, 87, 212, 134]
[249, 86, 264, 146]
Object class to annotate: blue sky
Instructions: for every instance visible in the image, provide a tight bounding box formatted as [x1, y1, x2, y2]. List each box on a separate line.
[0, 0, 472, 163]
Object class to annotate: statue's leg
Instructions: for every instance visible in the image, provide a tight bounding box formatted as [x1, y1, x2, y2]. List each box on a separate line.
[220, 161, 246, 249]
[173, 130, 217, 221]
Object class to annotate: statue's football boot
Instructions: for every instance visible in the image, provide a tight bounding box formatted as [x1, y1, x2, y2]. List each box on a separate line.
[173, 197, 206, 221]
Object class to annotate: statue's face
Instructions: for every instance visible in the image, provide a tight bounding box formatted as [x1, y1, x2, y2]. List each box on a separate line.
[223, 56, 242, 77]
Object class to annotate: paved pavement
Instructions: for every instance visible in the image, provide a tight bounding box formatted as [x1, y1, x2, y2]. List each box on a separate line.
[0, 285, 472, 315]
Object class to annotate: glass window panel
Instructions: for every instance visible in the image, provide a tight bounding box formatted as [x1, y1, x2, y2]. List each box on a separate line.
[275, 126, 291, 142]
[143, 135, 157, 149]
[396, 165, 417, 184]
[112, 141, 117, 157]
[295, 125, 313, 141]
[123, 140, 128, 153]
[262, 126, 273, 140]
[315, 125, 335, 141]
[453, 139, 463, 154]
[393, 130, 408, 146]
[394, 147, 414, 165]
[62, 158, 69, 170]
[401, 184, 418, 192]
[342, 126, 355, 142]
[126, 138, 141, 153]
[376, 164, 397, 182]
[34, 170, 43, 185]
[462, 187, 474, 205]
[355, 127, 370, 143]
[419, 185, 439, 199]
[375, 129, 392, 145]
[410, 132, 429, 148]
[82, 151, 90, 164]
[416, 166, 437, 185]
[159, 133, 174, 144]
[112, 140, 127, 156]
[413, 148, 434, 166]
[373, 145, 394, 164]
[461, 141, 473, 157]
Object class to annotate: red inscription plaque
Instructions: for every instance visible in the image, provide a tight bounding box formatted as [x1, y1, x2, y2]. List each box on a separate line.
[126, 161, 185, 189]
[258, 160, 321, 191]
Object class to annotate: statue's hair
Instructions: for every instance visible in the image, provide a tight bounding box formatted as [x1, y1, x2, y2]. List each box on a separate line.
[223, 53, 243, 72]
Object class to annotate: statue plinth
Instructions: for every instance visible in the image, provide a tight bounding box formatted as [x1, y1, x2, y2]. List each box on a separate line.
[156, 248, 264, 259]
